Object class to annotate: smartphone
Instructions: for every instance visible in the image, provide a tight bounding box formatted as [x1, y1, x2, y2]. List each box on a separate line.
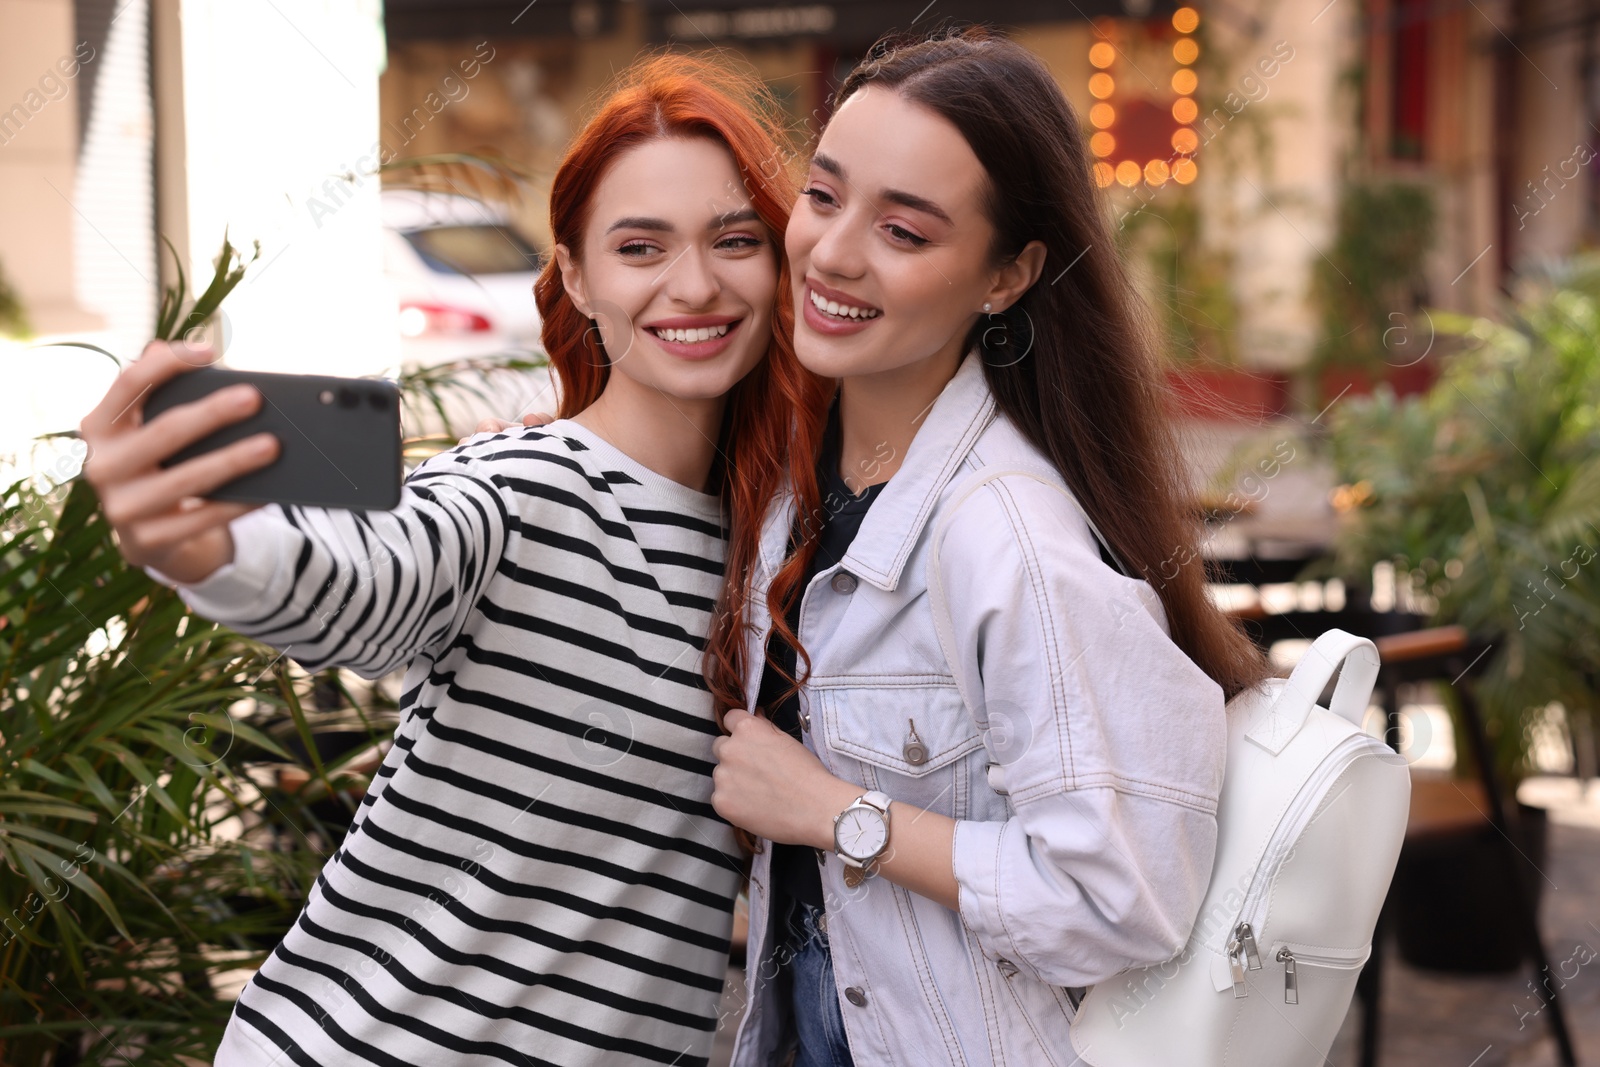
[143, 366, 403, 511]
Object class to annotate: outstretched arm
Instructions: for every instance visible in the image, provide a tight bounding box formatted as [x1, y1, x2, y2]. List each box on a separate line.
[82, 340, 516, 678]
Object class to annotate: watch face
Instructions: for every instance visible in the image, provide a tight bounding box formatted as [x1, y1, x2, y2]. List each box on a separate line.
[835, 806, 888, 862]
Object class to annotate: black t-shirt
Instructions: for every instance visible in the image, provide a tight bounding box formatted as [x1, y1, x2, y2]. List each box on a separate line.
[757, 403, 885, 910]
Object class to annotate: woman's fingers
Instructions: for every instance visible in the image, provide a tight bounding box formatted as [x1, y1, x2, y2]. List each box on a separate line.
[80, 338, 254, 580]
[90, 382, 264, 486]
[80, 340, 217, 438]
[459, 411, 555, 444]
[98, 433, 279, 528]
[472, 416, 519, 434]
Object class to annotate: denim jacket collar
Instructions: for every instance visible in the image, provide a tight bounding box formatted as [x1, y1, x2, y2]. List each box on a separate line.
[757, 348, 997, 591]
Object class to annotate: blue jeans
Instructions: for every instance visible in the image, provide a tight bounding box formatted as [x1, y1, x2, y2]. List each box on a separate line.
[778, 897, 856, 1067]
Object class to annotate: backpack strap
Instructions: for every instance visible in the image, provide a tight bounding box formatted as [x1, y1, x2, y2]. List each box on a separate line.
[1244, 629, 1381, 755]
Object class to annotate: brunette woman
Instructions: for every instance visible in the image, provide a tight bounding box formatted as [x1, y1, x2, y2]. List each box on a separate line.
[705, 28, 1273, 1066]
[78, 56, 827, 1067]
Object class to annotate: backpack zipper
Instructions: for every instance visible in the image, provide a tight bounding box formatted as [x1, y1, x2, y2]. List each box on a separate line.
[1277, 947, 1298, 1003]
[1223, 732, 1387, 998]
[1273, 943, 1369, 1004]
[1225, 922, 1262, 997]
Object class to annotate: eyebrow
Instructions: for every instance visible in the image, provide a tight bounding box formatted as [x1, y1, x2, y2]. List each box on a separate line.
[604, 207, 762, 235]
[605, 216, 670, 234]
[714, 206, 761, 229]
[811, 152, 954, 226]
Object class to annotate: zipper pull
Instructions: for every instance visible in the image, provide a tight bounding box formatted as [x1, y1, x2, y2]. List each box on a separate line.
[1278, 947, 1298, 1004]
[1226, 934, 1248, 998]
[1239, 922, 1262, 970]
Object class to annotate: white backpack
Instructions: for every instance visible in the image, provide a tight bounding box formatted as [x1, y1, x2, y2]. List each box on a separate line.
[1067, 627, 1409, 1066]
[929, 469, 1411, 1067]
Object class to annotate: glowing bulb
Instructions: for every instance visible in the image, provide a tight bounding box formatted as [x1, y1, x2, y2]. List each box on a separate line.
[1173, 97, 1198, 124]
[1089, 41, 1117, 68]
[1090, 131, 1117, 157]
[1093, 161, 1116, 187]
[1173, 158, 1199, 184]
[1171, 69, 1198, 95]
[1172, 127, 1199, 153]
[1173, 7, 1200, 32]
[1089, 73, 1115, 99]
[1090, 103, 1116, 128]
[1173, 39, 1200, 64]
[1145, 159, 1171, 186]
[1116, 160, 1141, 186]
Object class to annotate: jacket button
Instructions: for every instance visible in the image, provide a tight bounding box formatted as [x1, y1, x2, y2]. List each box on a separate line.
[904, 719, 928, 765]
[830, 571, 858, 594]
[844, 986, 868, 1007]
[996, 958, 1020, 978]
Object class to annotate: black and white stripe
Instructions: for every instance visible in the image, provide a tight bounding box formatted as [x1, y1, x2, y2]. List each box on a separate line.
[177, 421, 742, 1067]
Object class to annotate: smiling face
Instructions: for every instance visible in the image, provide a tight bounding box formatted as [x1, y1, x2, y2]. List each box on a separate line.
[786, 86, 1022, 381]
[555, 136, 778, 405]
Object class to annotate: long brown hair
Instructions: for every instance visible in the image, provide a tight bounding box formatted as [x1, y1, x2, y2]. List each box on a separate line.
[709, 28, 1268, 710]
[532, 57, 833, 852]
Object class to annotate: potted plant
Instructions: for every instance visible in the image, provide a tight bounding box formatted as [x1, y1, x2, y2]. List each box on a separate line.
[1323, 256, 1600, 970]
[1117, 196, 1292, 421]
[0, 226, 547, 1063]
[1309, 179, 1443, 405]
[0, 255, 29, 339]
[0, 237, 349, 1065]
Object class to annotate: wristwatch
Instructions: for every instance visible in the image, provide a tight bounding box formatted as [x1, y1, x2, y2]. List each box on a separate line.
[833, 790, 892, 888]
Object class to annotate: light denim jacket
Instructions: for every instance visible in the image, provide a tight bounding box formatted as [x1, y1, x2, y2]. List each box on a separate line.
[728, 350, 1228, 1066]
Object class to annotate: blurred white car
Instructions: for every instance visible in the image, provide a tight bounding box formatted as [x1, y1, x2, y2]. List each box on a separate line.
[380, 189, 556, 435]
[380, 189, 545, 365]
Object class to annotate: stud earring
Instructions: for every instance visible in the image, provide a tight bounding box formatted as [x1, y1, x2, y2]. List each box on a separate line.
[983, 302, 993, 312]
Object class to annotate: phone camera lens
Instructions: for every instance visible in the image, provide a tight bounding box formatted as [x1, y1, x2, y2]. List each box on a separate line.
[367, 391, 387, 411]
[319, 390, 335, 405]
[338, 388, 359, 408]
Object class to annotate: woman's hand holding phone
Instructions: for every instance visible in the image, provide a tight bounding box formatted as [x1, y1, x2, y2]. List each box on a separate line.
[79, 340, 281, 585]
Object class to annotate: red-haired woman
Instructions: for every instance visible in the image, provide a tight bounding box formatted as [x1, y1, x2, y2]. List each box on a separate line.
[78, 55, 827, 1067]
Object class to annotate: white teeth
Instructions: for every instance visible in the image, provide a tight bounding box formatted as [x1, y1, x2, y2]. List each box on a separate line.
[654, 323, 730, 343]
[809, 289, 879, 320]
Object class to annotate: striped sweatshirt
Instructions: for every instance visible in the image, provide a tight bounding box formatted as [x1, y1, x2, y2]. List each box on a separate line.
[146, 420, 743, 1067]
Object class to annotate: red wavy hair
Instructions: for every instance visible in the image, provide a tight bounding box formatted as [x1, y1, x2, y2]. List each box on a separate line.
[532, 55, 833, 854]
